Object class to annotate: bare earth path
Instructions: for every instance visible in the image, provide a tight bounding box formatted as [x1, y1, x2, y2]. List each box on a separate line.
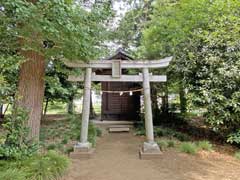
[63, 131, 240, 180]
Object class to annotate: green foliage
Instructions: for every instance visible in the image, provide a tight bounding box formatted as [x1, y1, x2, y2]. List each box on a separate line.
[141, 0, 240, 143]
[40, 115, 101, 152]
[0, 107, 38, 160]
[167, 140, 177, 148]
[227, 130, 240, 144]
[135, 126, 190, 141]
[0, 56, 23, 105]
[1, 0, 111, 60]
[24, 150, 69, 180]
[235, 152, 240, 160]
[0, 150, 70, 180]
[157, 139, 176, 151]
[179, 142, 198, 155]
[0, 168, 27, 180]
[196, 141, 213, 151]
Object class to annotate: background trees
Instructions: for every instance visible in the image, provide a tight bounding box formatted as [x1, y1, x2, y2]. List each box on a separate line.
[140, 0, 240, 142]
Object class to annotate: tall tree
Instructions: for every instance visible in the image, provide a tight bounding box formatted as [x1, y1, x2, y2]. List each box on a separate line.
[1, 0, 112, 139]
[141, 0, 240, 142]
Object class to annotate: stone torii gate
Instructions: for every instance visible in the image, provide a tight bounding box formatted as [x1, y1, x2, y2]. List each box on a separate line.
[65, 56, 172, 159]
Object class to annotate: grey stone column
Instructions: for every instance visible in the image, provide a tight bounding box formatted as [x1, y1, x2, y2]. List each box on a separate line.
[142, 68, 160, 153]
[78, 67, 92, 149]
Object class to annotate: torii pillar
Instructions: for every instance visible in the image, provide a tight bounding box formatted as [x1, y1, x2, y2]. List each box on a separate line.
[139, 68, 161, 159]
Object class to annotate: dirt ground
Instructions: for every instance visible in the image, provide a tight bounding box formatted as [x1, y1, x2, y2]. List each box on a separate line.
[62, 130, 240, 180]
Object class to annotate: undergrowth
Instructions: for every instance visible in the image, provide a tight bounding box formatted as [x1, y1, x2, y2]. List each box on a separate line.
[235, 151, 240, 160]
[0, 150, 69, 180]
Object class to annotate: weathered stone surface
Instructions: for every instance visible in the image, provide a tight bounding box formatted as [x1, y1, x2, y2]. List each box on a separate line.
[139, 142, 162, 160]
[139, 148, 162, 160]
[109, 127, 130, 133]
[70, 148, 95, 159]
[142, 142, 160, 153]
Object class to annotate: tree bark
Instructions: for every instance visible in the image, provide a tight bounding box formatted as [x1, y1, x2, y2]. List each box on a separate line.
[151, 84, 161, 125]
[0, 105, 3, 122]
[179, 83, 187, 114]
[161, 82, 169, 114]
[43, 98, 49, 117]
[90, 91, 96, 119]
[17, 50, 45, 139]
[67, 96, 74, 114]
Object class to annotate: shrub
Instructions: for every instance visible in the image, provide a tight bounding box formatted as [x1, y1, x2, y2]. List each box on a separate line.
[197, 141, 213, 151]
[235, 152, 240, 160]
[174, 132, 191, 142]
[24, 150, 70, 180]
[227, 130, 240, 144]
[47, 143, 57, 150]
[0, 168, 27, 180]
[134, 128, 145, 136]
[179, 142, 198, 154]
[167, 140, 177, 148]
[157, 140, 168, 151]
[0, 107, 38, 160]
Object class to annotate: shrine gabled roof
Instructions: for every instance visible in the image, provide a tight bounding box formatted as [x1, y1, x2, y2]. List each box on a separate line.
[105, 48, 134, 61]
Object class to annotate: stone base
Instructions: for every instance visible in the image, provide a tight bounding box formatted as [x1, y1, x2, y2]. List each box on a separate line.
[70, 148, 95, 159]
[69, 142, 94, 159]
[139, 142, 162, 160]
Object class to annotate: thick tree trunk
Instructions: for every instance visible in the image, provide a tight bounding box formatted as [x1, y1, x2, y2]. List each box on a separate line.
[17, 50, 45, 139]
[179, 83, 187, 114]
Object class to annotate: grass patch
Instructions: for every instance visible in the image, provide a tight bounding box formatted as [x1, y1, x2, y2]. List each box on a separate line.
[179, 142, 198, 154]
[0, 150, 69, 180]
[135, 126, 191, 141]
[157, 139, 177, 151]
[235, 151, 240, 160]
[197, 141, 213, 151]
[40, 115, 102, 153]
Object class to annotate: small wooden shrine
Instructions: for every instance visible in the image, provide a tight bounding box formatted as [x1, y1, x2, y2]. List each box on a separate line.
[98, 50, 141, 121]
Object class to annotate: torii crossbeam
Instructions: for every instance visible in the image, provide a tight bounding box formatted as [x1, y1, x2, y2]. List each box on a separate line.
[65, 56, 172, 159]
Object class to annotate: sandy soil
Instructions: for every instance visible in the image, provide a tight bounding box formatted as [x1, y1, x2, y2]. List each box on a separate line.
[62, 131, 240, 180]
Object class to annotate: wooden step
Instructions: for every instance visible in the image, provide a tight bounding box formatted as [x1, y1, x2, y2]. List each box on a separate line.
[109, 127, 130, 133]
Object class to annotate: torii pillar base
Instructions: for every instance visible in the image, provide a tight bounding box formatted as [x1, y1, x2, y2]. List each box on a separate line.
[69, 142, 95, 159]
[139, 142, 162, 160]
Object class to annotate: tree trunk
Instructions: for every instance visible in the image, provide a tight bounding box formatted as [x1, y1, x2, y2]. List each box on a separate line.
[67, 96, 74, 114]
[0, 105, 3, 122]
[179, 83, 187, 114]
[151, 84, 161, 125]
[161, 83, 169, 114]
[43, 98, 49, 117]
[17, 50, 45, 139]
[90, 91, 96, 119]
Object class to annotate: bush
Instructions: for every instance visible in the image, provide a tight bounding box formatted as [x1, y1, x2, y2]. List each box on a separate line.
[167, 140, 177, 148]
[197, 141, 213, 151]
[157, 139, 177, 150]
[179, 142, 198, 154]
[0, 107, 38, 160]
[235, 152, 240, 160]
[0, 168, 27, 180]
[227, 130, 240, 144]
[157, 140, 168, 151]
[24, 150, 70, 180]
[0, 150, 69, 180]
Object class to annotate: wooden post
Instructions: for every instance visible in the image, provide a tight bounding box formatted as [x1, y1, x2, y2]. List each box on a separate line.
[142, 68, 154, 143]
[80, 67, 92, 146]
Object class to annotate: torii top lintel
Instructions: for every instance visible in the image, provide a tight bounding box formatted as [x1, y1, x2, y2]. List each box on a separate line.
[64, 56, 173, 69]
